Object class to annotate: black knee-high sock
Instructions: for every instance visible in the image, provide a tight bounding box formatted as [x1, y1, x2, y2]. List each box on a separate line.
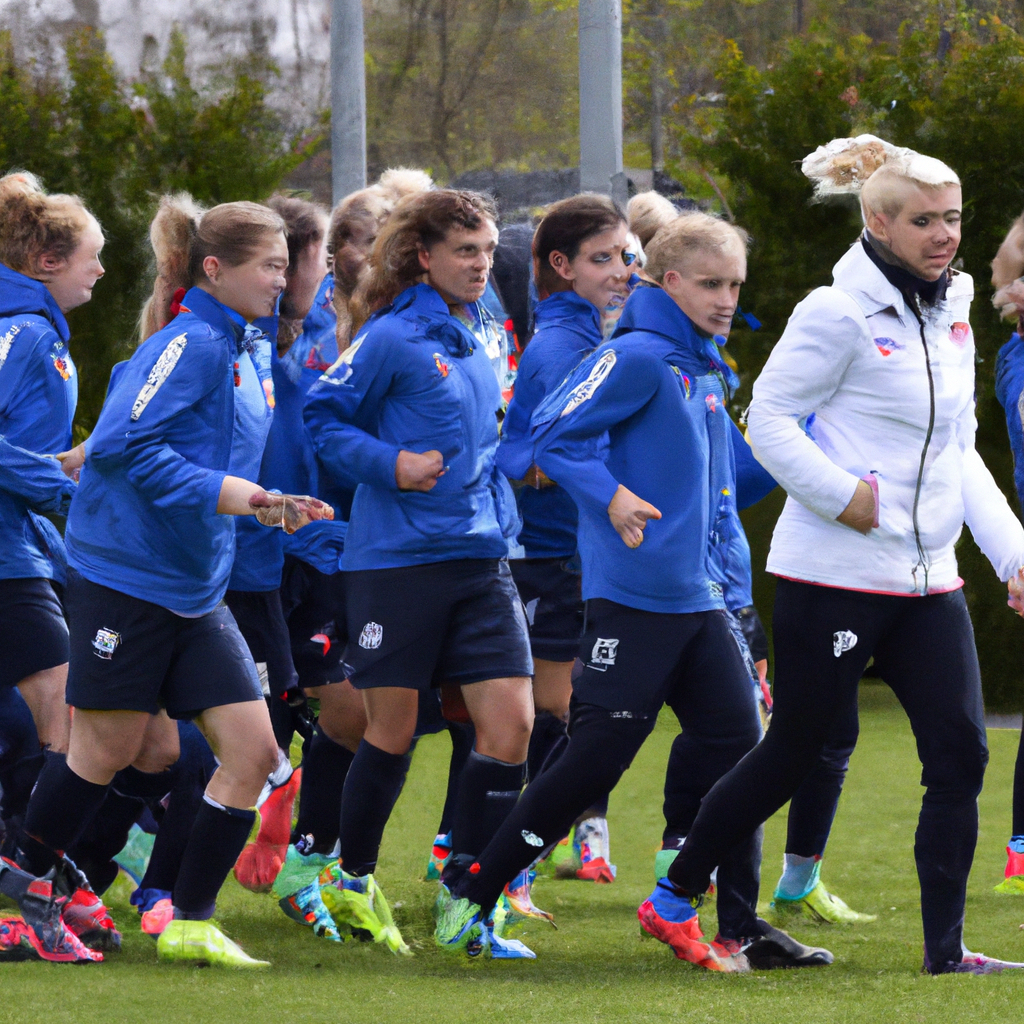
[267, 695, 295, 754]
[436, 722, 475, 838]
[294, 724, 354, 853]
[19, 752, 109, 876]
[527, 712, 568, 783]
[172, 797, 255, 919]
[449, 750, 526, 864]
[67, 790, 145, 895]
[337, 740, 411, 877]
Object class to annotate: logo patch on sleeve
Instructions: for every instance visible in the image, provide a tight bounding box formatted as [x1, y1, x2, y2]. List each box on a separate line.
[560, 351, 616, 417]
[131, 333, 187, 421]
[0, 322, 24, 375]
[320, 336, 364, 385]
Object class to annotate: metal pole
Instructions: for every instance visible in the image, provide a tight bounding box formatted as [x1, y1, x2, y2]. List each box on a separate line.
[331, 0, 367, 203]
[578, 0, 626, 205]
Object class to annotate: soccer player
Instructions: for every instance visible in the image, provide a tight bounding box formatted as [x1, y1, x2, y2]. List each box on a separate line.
[435, 212, 829, 969]
[14, 197, 333, 968]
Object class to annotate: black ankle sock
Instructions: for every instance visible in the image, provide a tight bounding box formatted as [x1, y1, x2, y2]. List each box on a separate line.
[19, 752, 109, 875]
[172, 797, 255, 919]
[450, 751, 526, 861]
[527, 712, 568, 782]
[338, 740, 411, 876]
[294, 725, 354, 853]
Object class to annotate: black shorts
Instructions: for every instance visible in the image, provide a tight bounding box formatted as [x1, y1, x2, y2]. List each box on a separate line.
[280, 557, 348, 689]
[225, 588, 299, 699]
[64, 569, 263, 719]
[575, 598, 755, 716]
[510, 558, 584, 662]
[0, 577, 69, 688]
[342, 558, 533, 691]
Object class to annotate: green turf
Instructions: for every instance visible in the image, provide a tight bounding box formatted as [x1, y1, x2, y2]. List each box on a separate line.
[5, 683, 1024, 1022]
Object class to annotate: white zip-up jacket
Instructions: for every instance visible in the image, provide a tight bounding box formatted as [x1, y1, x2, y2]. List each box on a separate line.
[748, 239, 1024, 595]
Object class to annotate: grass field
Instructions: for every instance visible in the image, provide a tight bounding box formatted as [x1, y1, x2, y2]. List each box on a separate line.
[5, 682, 1024, 1023]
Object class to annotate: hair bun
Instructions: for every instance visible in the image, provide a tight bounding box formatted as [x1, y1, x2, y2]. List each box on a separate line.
[801, 135, 912, 197]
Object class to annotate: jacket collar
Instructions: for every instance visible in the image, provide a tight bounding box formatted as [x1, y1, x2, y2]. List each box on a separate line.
[0, 263, 70, 342]
[389, 282, 478, 357]
[181, 287, 247, 348]
[534, 290, 602, 339]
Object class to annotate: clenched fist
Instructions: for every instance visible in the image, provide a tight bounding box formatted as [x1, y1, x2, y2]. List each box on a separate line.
[249, 491, 334, 534]
[395, 449, 446, 492]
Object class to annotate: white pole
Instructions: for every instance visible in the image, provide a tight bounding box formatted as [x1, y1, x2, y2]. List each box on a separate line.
[578, 0, 626, 204]
[331, 0, 367, 203]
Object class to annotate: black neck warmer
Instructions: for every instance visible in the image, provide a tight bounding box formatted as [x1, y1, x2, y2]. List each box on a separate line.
[861, 232, 949, 310]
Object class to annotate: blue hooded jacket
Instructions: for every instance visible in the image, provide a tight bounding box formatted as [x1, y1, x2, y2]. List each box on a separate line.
[996, 332, 1024, 517]
[67, 287, 271, 615]
[498, 290, 603, 559]
[505, 285, 746, 614]
[0, 265, 78, 581]
[304, 283, 518, 570]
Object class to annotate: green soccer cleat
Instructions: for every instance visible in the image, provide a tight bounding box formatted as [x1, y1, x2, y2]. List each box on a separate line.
[654, 846, 679, 884]
[768, 880, 877, 925]
[534, 830, 580, 880]
[434, 884, 486, 955]
[156, 919, 270, 968]
[995, 847, 1024, 894]
[318, 863, 411, 956]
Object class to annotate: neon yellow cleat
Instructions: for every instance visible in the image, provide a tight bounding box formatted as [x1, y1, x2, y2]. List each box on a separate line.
[769, 881, 876, 925]
[156, 919, 270, 967]
[319, 864, 411, 956]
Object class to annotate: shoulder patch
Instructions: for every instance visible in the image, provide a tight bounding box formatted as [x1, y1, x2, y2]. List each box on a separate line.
[560, 350, 616, 417]
[131, 333, 188, 422]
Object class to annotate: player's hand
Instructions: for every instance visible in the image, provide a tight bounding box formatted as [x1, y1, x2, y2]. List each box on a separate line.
[55, 443, 86, 482]
[395, 449, 445, 492]
[523, 464, 555, 489]
[1008, 568, 1024, 617]
[607, 484, 662, 548]
[249, 491, 335, 534]
[836, 479, 876, 534]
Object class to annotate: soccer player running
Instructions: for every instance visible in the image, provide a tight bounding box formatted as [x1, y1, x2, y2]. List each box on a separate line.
[304, 189, 535, 957]
[661, 135, 1024, 976]
[502, 194, 634, 888]
[14, 199, 333, 968]
[435, 211, 829, 969]
[0, 171, 105, 963]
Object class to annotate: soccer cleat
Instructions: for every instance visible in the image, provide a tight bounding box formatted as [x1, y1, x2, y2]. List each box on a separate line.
[256, 751, 297, 811]
[726, 922, 833, 969]
[535, 830, 580, 879]
[434, 884, 486, 954]
[426, 833, 452, 881]
[318, 864, 411, 955]
[140, 898, 174, 938]
[769, 880, 876, 925]
[638, 880, 748, 973]
[575, 816, 616, 883]
[269, 838, 336, 900]
[112, 824, 156, 886]
[278, 880, 342, 942]
[3, 872, 102, 963]
[157, 918, 270, 968]
[925, 947, 1024, 975]
[131, 886, 172, 914]
[994, 847, 1024, 894]
[480, 918, 536, 959]
[60, 887, 121, 952]
[493, 869, 555, 937]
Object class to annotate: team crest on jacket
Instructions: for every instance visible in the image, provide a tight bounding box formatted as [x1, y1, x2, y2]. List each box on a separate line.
[560, 351, 616, 417]
[433, 353, 449, 378]
[359, 621, 383, 650]
[833, 630, 858, 657]
[873, 337, 903, 357]
[52, 353, 71, 381]
[705, 394, 718, 413]
[949, 322, 970, 347]
[131, 333, 187, 421]
[588, 637, 619, 671]
[92, 627, 121, 660]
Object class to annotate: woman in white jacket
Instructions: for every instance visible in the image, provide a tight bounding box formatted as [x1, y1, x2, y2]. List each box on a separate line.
[656, 136, 1024, 975]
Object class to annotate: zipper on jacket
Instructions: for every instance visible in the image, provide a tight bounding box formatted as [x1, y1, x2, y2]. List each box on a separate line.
[908, 295, 936, 595]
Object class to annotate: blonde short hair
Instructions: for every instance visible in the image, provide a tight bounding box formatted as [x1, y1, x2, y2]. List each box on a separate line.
[627, 191, 679, 249]
[644, 212, 749, 284]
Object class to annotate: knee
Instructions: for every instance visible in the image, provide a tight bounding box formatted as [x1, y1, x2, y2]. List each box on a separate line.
[252, 738, 281, 783]
[318, 696, 367, 752]
[475, 712, 532, 763]
[133, 733, 181, 775]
